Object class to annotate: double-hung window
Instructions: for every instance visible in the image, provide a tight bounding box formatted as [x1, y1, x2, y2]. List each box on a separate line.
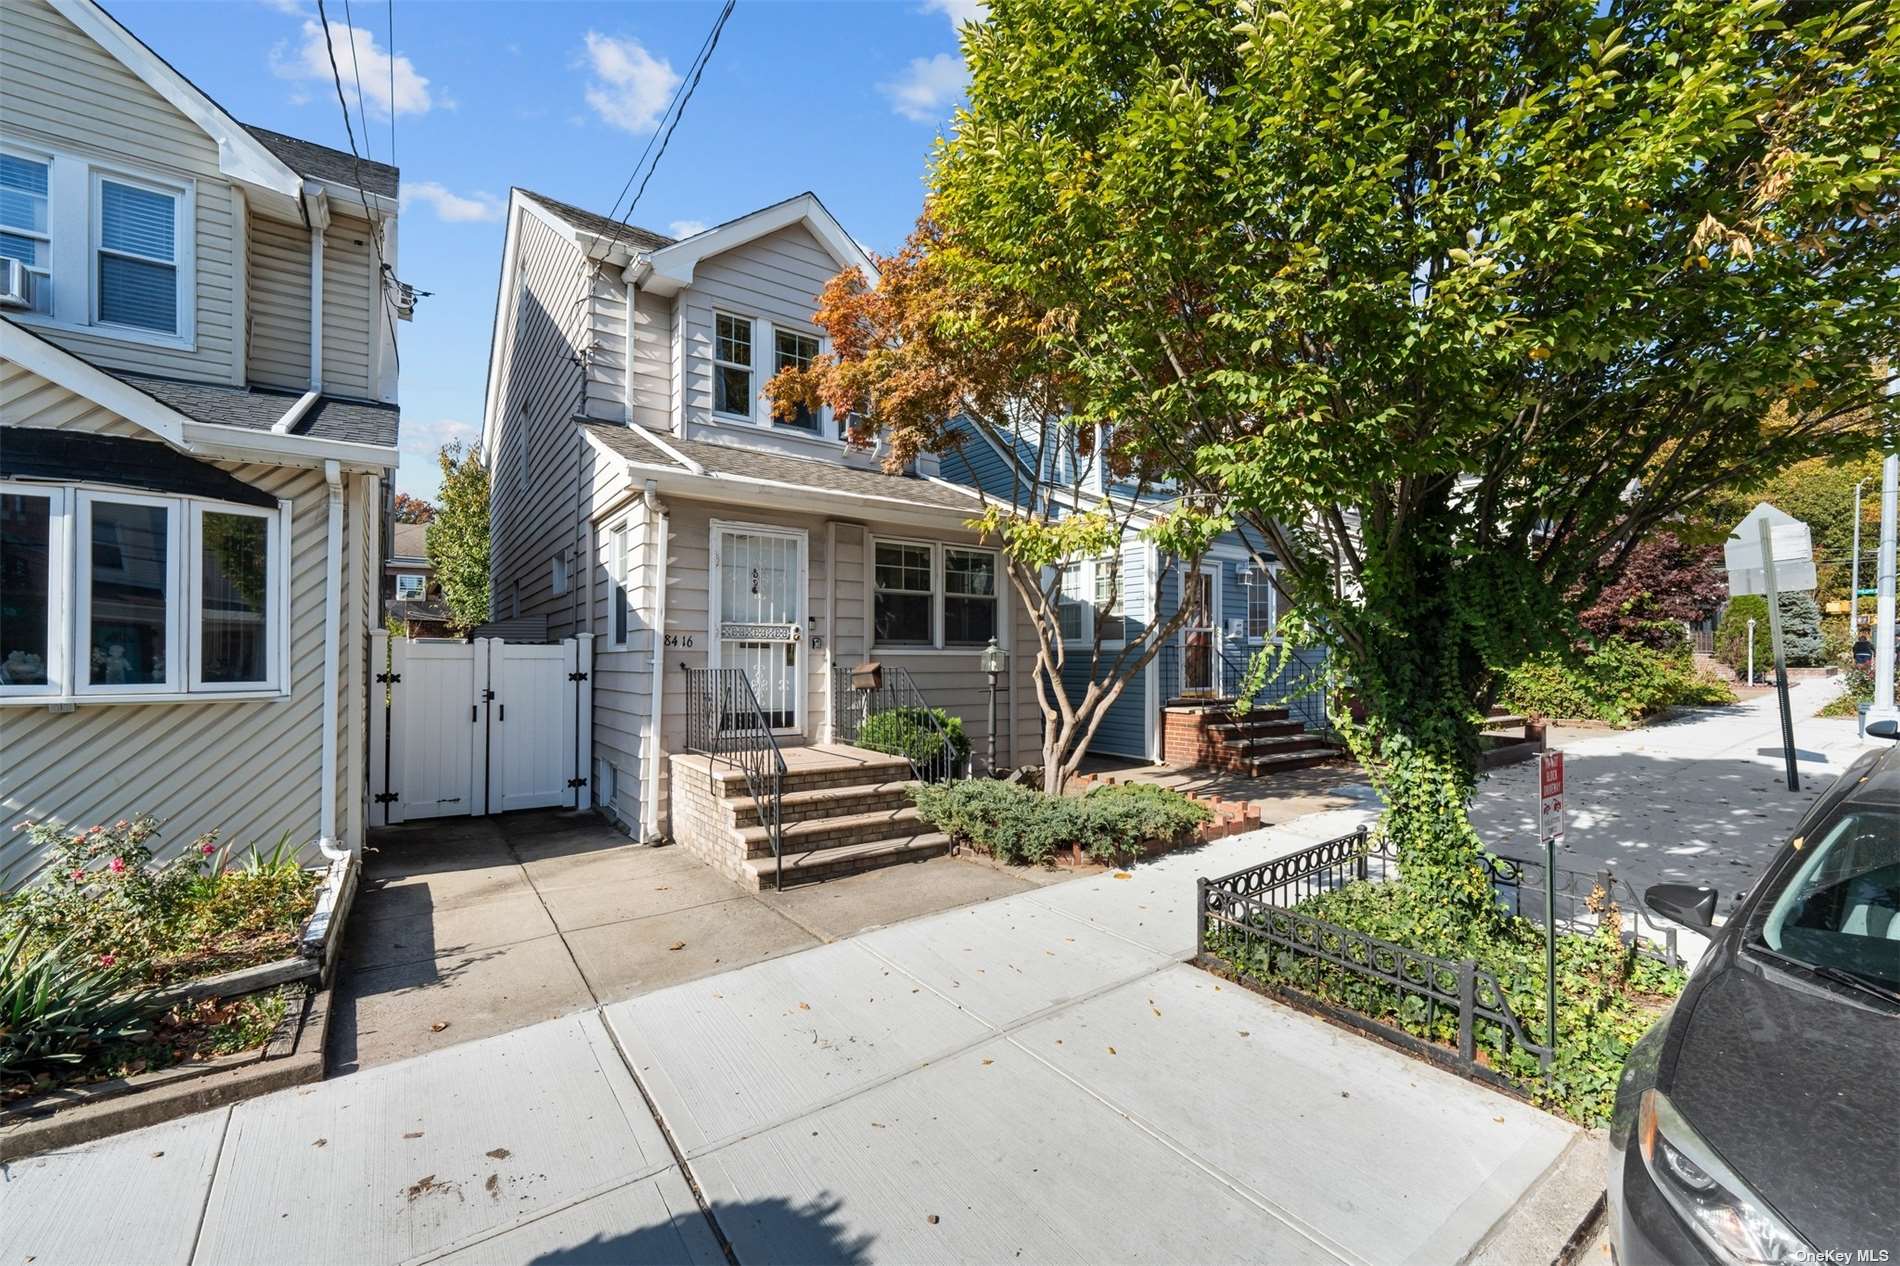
[609, 522, 631, 649]
[1056, 563, 1086, 643]
[1247, 569, 1278, 641]
[1059, 556, 1130, 647]
[872, 539, 1003, 650]
[771, 327, 821, 430]
[95, 176, 182, 334]
[713, 313, 753, 419]
[0, 151, 52, 314]
[0, 482, 285, 701]
[0, 140, 192, 343]
[873, 541, 934, 646]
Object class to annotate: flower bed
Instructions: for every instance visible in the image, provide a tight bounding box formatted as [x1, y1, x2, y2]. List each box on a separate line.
[1199, 830, 1684, 1126]
[1, 815, 340, 1106]
[910, 780, 1212, 867]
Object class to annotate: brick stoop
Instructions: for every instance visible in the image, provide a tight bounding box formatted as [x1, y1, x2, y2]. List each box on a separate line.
[1161, 702, 1346, 776]
[669, 748, 949, 890]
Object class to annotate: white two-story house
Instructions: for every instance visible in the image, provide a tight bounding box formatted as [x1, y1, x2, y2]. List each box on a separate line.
[0, 0, 401, 878]
[481, 189, 1043, 884]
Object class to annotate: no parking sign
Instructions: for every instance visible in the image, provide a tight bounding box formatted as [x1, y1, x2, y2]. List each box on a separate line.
[1538, 750, 1564, 846]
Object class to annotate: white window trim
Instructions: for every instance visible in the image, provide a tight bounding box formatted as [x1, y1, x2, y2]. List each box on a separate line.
[0, 482, 290, 706]
[90, 167, 191, 340]
[187, 500, 286, 692]
[1246, 562, 1283, 644]
[1059, 555, 1130, 651]
[869, 536, 1003, 653]
[0, 142, 54, 317]
[768, 323, 826, 434]
[0, 482, 68, 698]
[394, 573, 426, 601]
[607, 521, 630, 650]
[942, 544, 1001, 649]
[0, 136, 197, 350]
[711, 310, 755, 422]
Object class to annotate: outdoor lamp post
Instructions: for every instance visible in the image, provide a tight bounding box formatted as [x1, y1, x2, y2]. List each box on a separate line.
[1746, 618, 1757, 686]
[979, 636, 1008, 775]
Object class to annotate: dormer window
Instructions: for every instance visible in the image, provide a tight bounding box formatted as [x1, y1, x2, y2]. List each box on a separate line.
[772, 327, 820, 430]
[713, 312, 752, 419]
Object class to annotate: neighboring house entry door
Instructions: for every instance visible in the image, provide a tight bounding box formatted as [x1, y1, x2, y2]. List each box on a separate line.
[712, 524, 805, 734]
[1181, 566, 1220, 694]
[370, 633, 593, 825]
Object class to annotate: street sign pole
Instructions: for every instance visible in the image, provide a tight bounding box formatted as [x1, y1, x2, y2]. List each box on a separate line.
[1759, 517, 1799, 791]
[1537, 750, 1564, 1055]
[1873, 446, 1899, 725]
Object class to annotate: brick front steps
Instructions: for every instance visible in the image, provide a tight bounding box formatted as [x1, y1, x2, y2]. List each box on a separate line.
[670, 747, 950, 890]
[1162, 702, 1346, 776]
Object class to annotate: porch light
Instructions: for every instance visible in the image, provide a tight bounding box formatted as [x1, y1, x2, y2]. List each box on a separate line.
[979, 637, 1008, 677]
[1236, 562, 1256, 588]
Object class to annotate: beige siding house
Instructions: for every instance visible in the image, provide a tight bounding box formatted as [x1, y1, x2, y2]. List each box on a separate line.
[0, 0, 401, 880]
[482, 190, 1041, 881]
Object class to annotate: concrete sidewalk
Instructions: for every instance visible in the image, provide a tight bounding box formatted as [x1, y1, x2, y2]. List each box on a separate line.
[0, 806, 1589, 1266]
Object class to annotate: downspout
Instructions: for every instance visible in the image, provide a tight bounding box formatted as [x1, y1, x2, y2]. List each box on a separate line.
[641, 480, 670, 842]
[318, 459, 350, 861]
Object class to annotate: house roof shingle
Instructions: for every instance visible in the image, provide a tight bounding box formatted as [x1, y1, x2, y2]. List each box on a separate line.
[244, 124, 399, 199]
[389, 522, 429, 561]
[112, 371, 401, 448]
[516, 189, 675, 253]
[578, 421, 985, 514]
[1, 426, 278, 507]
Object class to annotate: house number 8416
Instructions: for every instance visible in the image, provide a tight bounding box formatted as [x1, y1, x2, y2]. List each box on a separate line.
[664, 633, 695, 648]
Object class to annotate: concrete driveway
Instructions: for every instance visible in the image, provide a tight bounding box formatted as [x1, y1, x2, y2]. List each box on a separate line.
[2, 807, 1585, 1266]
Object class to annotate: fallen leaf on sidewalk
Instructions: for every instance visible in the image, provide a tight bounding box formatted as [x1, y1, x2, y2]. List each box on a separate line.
[430, 1021, 449, 1033]
[312, 1138, 327, 1148]
[798, 1001, 811, 1010]
[1152, 1008, 1162, 1017]
[668, 941, 686, 951]
[487, 1147, 511, 1159]
[1238, 1031, 1249, 1037]
[404, 1131, 424, 1139]
[927, 1215, 940, 1225]
[1492, 1116, 1505, 1124]
[1112, 872, 1132, 880]
[1107, 1046, 1117, 1055]
[655, 885, 670, 891]
[981, 1059, 993, 1066]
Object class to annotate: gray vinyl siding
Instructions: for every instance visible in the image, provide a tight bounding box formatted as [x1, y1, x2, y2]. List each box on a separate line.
[678, 224, 835, 431]
[320, 212, 375, 399]
[0, 372, 375, 881]
[487, 208, 593, 636]
[0, 0, 238, 384]
[0, 358, 143, 435]
[629, 290, 673, 431]
[582, 265, 627, 421]
[248, 213, 312, 391]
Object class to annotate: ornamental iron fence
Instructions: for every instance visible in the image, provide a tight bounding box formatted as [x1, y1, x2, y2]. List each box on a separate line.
[684, 667, 786, 889]
[831, 665, 962, 783]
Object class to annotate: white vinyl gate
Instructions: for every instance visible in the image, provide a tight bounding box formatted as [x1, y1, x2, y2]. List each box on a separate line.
[369, 632, 593, 825]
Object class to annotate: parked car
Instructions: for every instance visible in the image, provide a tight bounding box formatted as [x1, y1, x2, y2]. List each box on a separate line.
[1609, 719, 1899, 1265]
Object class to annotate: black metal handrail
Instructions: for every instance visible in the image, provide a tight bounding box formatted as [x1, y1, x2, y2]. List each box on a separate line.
[832, 665, 960, 782]
[685, 667, 787, 889]
[1197, 828, 1554, 1084]
[1157, 642, 1334, 736]
[1249, 652, 1334, 736]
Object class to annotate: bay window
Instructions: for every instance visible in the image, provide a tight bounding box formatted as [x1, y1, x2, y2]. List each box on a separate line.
[0, 481, 286, 701]
[0, 138, 192, 344]
[872, 539, 1004, 651]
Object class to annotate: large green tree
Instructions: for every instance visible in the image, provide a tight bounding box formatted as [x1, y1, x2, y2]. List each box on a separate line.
[923, 0, 1898, 926]
[427, 441, 490, 635]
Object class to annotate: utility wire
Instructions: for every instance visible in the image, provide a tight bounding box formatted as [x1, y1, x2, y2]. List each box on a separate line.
[341, 0, 373, 162]
[315, 0, 401, 374]
[386, 0, 396, 165]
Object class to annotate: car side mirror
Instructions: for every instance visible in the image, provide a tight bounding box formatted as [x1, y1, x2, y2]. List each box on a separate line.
[1868, 718, 1898, 742]
[1645, 883, 1719, 932]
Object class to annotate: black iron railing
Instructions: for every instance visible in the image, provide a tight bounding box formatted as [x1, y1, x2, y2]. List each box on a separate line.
[832, 665, 960, 782]
[1484, 854, 1681, 967]
[1197, 828, 1554, 1085]
[685, 667, 787, 889]
[1157, 642, 1334, 736]
[1251, 653, 1333, 736]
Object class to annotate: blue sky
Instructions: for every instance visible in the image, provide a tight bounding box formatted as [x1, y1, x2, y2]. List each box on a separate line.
[117, 0, 979, 498]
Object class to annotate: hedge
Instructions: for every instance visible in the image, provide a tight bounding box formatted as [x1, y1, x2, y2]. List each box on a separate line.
[1499, 635, 1734, 727]
[856, 707, 970, 773]
[909, 780, 1210, 866]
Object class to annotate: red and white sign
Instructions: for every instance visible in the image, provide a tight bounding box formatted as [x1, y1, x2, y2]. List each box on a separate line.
[1538, 750, 1565, 845]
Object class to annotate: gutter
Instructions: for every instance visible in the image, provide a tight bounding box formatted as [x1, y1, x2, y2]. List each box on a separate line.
[642, 480, 670, 842]
[271, 389, 320, 434]
[626, 420, 705, 476]
[316, 459, 350, 862]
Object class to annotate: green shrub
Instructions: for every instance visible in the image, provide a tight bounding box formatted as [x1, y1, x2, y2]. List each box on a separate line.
[0, 927, 154, 1081]
[910, 780, 1210, 866]
[1500, 635, 1734, 726]
[1818, 664, 1875, 718]
[1208, 878, 1685, 1125]
[857, 707, 971, 773]
[1716, 593, 1826, 672]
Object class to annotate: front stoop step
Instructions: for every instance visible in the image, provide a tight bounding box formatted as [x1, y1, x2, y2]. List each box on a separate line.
[1243, 749, 1347, 775]
[741, 831, 952, 889]
[712, 756, 912, 798]
[738, 805, 929, 859]
[727, 780, 917, 828]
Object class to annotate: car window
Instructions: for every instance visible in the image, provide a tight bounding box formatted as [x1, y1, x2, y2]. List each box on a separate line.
[1755, 807, 1900, 988]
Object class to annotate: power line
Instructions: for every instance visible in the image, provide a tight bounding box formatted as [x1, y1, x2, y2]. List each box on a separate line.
[386, 0, 396, 165]
[314, 0, 401, 374]
[340, 0, 372, 163]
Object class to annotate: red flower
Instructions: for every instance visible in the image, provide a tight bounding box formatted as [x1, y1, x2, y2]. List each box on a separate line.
[200, 842, 216, 856]
[115, 819, 130, 830]
[70, 868, 85, 882]
[99, 954, 116, 967]
[109, 857, 127, 874]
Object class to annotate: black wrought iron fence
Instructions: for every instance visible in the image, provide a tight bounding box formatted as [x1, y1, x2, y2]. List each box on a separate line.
[684, 667, 787, 889]
[1196, 828, 1554, 1086]
[831, 665, 961, 782]
[1484, 854, 1681, 967]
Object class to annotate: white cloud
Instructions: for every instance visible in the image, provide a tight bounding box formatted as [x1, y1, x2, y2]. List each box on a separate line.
[396, 417, 479, 497]
[581, 32, 680, 134]
[272, 18, 432, 117]
[403, 181, 504, 224]
[881, 52, 965, 123]
[924, 0, 987, 28]
[257, 0, 308, 15]
[668, 219, 708, 239]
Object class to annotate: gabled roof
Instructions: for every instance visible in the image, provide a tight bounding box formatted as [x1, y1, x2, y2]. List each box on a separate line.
[633, 192, 875, 296]
[244, 124, 399, 199]
[516, 189, 674, 253]
[579, 421, 985, 515]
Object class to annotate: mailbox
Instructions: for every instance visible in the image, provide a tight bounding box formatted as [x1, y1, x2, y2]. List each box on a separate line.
[850, 660, 883, 690]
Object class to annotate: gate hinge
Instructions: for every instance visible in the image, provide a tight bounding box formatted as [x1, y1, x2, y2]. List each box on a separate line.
[566, 777, 587, 789]
[567, 671, 588, 682]
[376, 671, 400, 684]
[374, 792, 398, 804]
[482, 688, 496, 701]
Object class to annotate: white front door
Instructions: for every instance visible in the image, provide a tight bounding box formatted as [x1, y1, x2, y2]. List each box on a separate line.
[1181, 565, 1220, 694]
[712, 524, 805, 734]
